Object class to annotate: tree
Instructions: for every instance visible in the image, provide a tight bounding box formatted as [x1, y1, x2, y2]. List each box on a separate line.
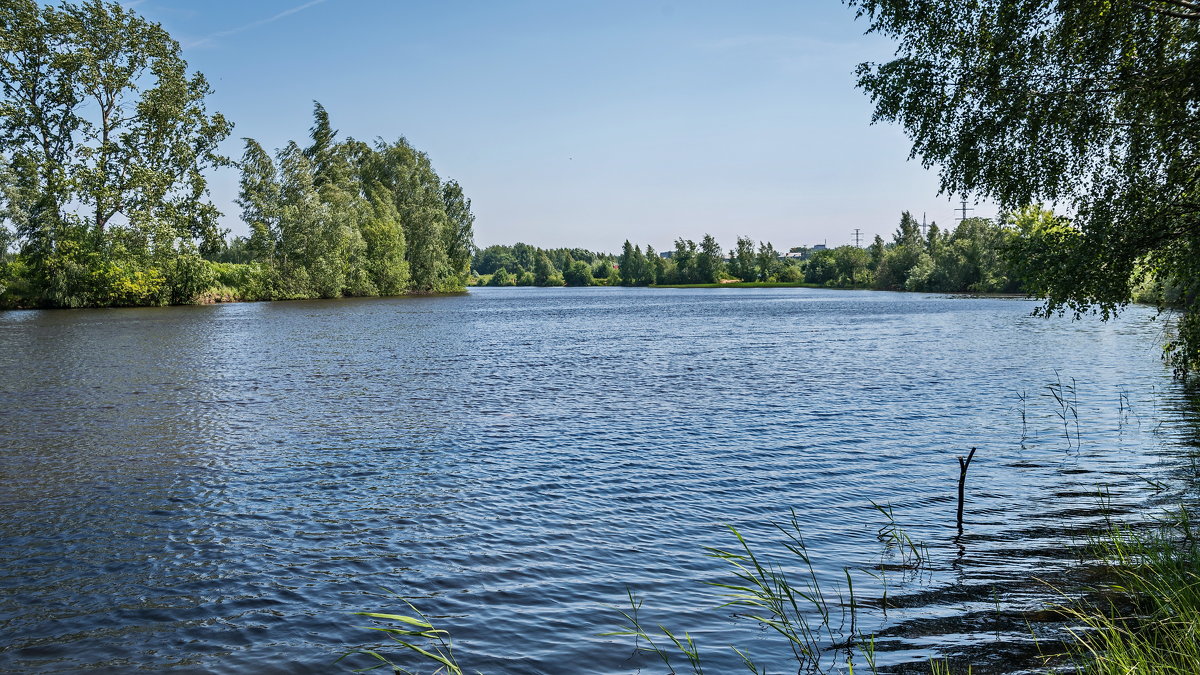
[618, 240, 644, 286]
[850, 0, 1200, 376]
[730, 236, 756, 281]
[873, 211, 928, 290]
[563, 259, 595, 286]
[359, 183, 409, 294]
[474, 245, 516, 275]
[0, 0, 232, 305]
[697, 234, 723, 283]
[238, 138, 280, 264]
[867, 235, 885, 271]
[754, 241, 778, 282]
[440, 180, 475, 288]
[644, 245, 661, 285]
[488, 266, 515, 286]
[833, 245, 872, 286]
[533, 250, 563, 286]
[671, 238, 697, 284]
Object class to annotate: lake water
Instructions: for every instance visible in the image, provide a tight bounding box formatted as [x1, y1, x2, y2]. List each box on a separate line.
[1, 287, 1197, 673]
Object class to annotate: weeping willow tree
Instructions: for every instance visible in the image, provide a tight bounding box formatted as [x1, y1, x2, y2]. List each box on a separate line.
[849, 0, 1200, 377]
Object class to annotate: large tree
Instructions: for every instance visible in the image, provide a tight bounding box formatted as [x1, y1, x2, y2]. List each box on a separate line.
[850, 0, 1200, 376]
[0, 0, 231, 305]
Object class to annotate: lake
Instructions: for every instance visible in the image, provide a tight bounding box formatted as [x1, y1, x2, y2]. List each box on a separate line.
[1, 287, 1196, 673]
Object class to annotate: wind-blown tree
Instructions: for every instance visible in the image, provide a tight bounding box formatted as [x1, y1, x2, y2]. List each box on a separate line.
[358, 183, 409, 294]
[237, 103, 469, 299]
[850, 0, 1200, 376]
[368, 139, 450, 293]
[238, 139, 281, 266]
[0, 0, 231, 306]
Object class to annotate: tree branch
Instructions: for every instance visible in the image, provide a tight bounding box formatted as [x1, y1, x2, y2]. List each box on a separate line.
[1133, 2, 1200, 20]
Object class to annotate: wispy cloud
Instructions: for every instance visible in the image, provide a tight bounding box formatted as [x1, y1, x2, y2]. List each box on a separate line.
[186, 0, 328, 48]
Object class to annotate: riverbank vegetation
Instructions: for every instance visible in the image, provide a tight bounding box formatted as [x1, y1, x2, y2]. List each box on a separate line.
[0, 0, 474, 310]
[472, 207, 1038, 294]
[1063, 510, 1200, 674]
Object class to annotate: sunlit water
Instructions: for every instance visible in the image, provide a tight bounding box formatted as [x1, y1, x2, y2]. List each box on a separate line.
[2, 287, 1197, 673]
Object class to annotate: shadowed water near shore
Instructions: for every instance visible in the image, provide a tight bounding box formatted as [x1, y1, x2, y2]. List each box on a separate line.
[1, 287, 1196, 673]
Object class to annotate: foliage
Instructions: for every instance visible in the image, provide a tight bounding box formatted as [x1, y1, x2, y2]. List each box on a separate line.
[533, 250, 564, 286]
[728, 236, 757, 282]
[1060, 508, 1200, 674]
[235, 103, 471, 300]
[696, 234, 724, 284]
[0, 4, 474, 308]
[341, 594, 469, 674]
[0, 0, 231, 307]
[806, 245, 872, 287]
[850, 0, 1200, 377]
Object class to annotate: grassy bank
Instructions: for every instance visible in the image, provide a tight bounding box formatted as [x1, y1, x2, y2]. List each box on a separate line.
[1061, 509, 1200, 673]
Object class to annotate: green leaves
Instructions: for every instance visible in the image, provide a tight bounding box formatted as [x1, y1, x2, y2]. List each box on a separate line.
[0, 0, 230, 307]
[849, 0, 1200, 376]
[341, 596, 468, 675]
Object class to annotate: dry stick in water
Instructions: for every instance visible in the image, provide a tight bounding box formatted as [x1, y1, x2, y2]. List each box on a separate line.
[957, 447, 977, 534]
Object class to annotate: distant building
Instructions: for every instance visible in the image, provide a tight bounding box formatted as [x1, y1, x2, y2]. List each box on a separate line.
[781, 243, 827, 261]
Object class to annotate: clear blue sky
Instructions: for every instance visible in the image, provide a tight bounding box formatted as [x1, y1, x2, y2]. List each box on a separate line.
[130, 0, 990, 253]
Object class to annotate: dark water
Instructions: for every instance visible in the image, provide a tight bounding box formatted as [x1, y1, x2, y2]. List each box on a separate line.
[1, 287, 1197, 673]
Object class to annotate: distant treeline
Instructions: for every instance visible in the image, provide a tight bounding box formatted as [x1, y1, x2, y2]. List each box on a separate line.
[472, 210, 1039, 293]
[0, 1, 472, 310]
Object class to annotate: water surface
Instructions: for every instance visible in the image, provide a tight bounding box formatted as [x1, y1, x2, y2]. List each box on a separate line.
[1, 287, 1196, 673]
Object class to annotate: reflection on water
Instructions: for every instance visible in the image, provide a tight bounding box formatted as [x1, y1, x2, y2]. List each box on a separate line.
[0, 288, 1196, 673]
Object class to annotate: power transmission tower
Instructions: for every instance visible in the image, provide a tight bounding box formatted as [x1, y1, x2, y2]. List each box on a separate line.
[957, 198, 974, 221]
[921, 212, 928, 238]
[852, 228, 862, 247]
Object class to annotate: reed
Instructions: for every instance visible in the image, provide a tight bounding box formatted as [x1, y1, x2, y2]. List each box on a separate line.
[339, 593, 468, 674]
[1055, 507, 1200, 674]
[607, 510, 880, 675]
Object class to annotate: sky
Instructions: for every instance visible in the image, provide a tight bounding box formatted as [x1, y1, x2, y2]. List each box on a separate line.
[126, 0, 994, 254]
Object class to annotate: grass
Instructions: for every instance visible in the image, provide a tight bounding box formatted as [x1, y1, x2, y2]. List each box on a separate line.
[606, 511, 881, 675]
[340, 594, 469, 674]
[1054, 506, 1200, 674]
